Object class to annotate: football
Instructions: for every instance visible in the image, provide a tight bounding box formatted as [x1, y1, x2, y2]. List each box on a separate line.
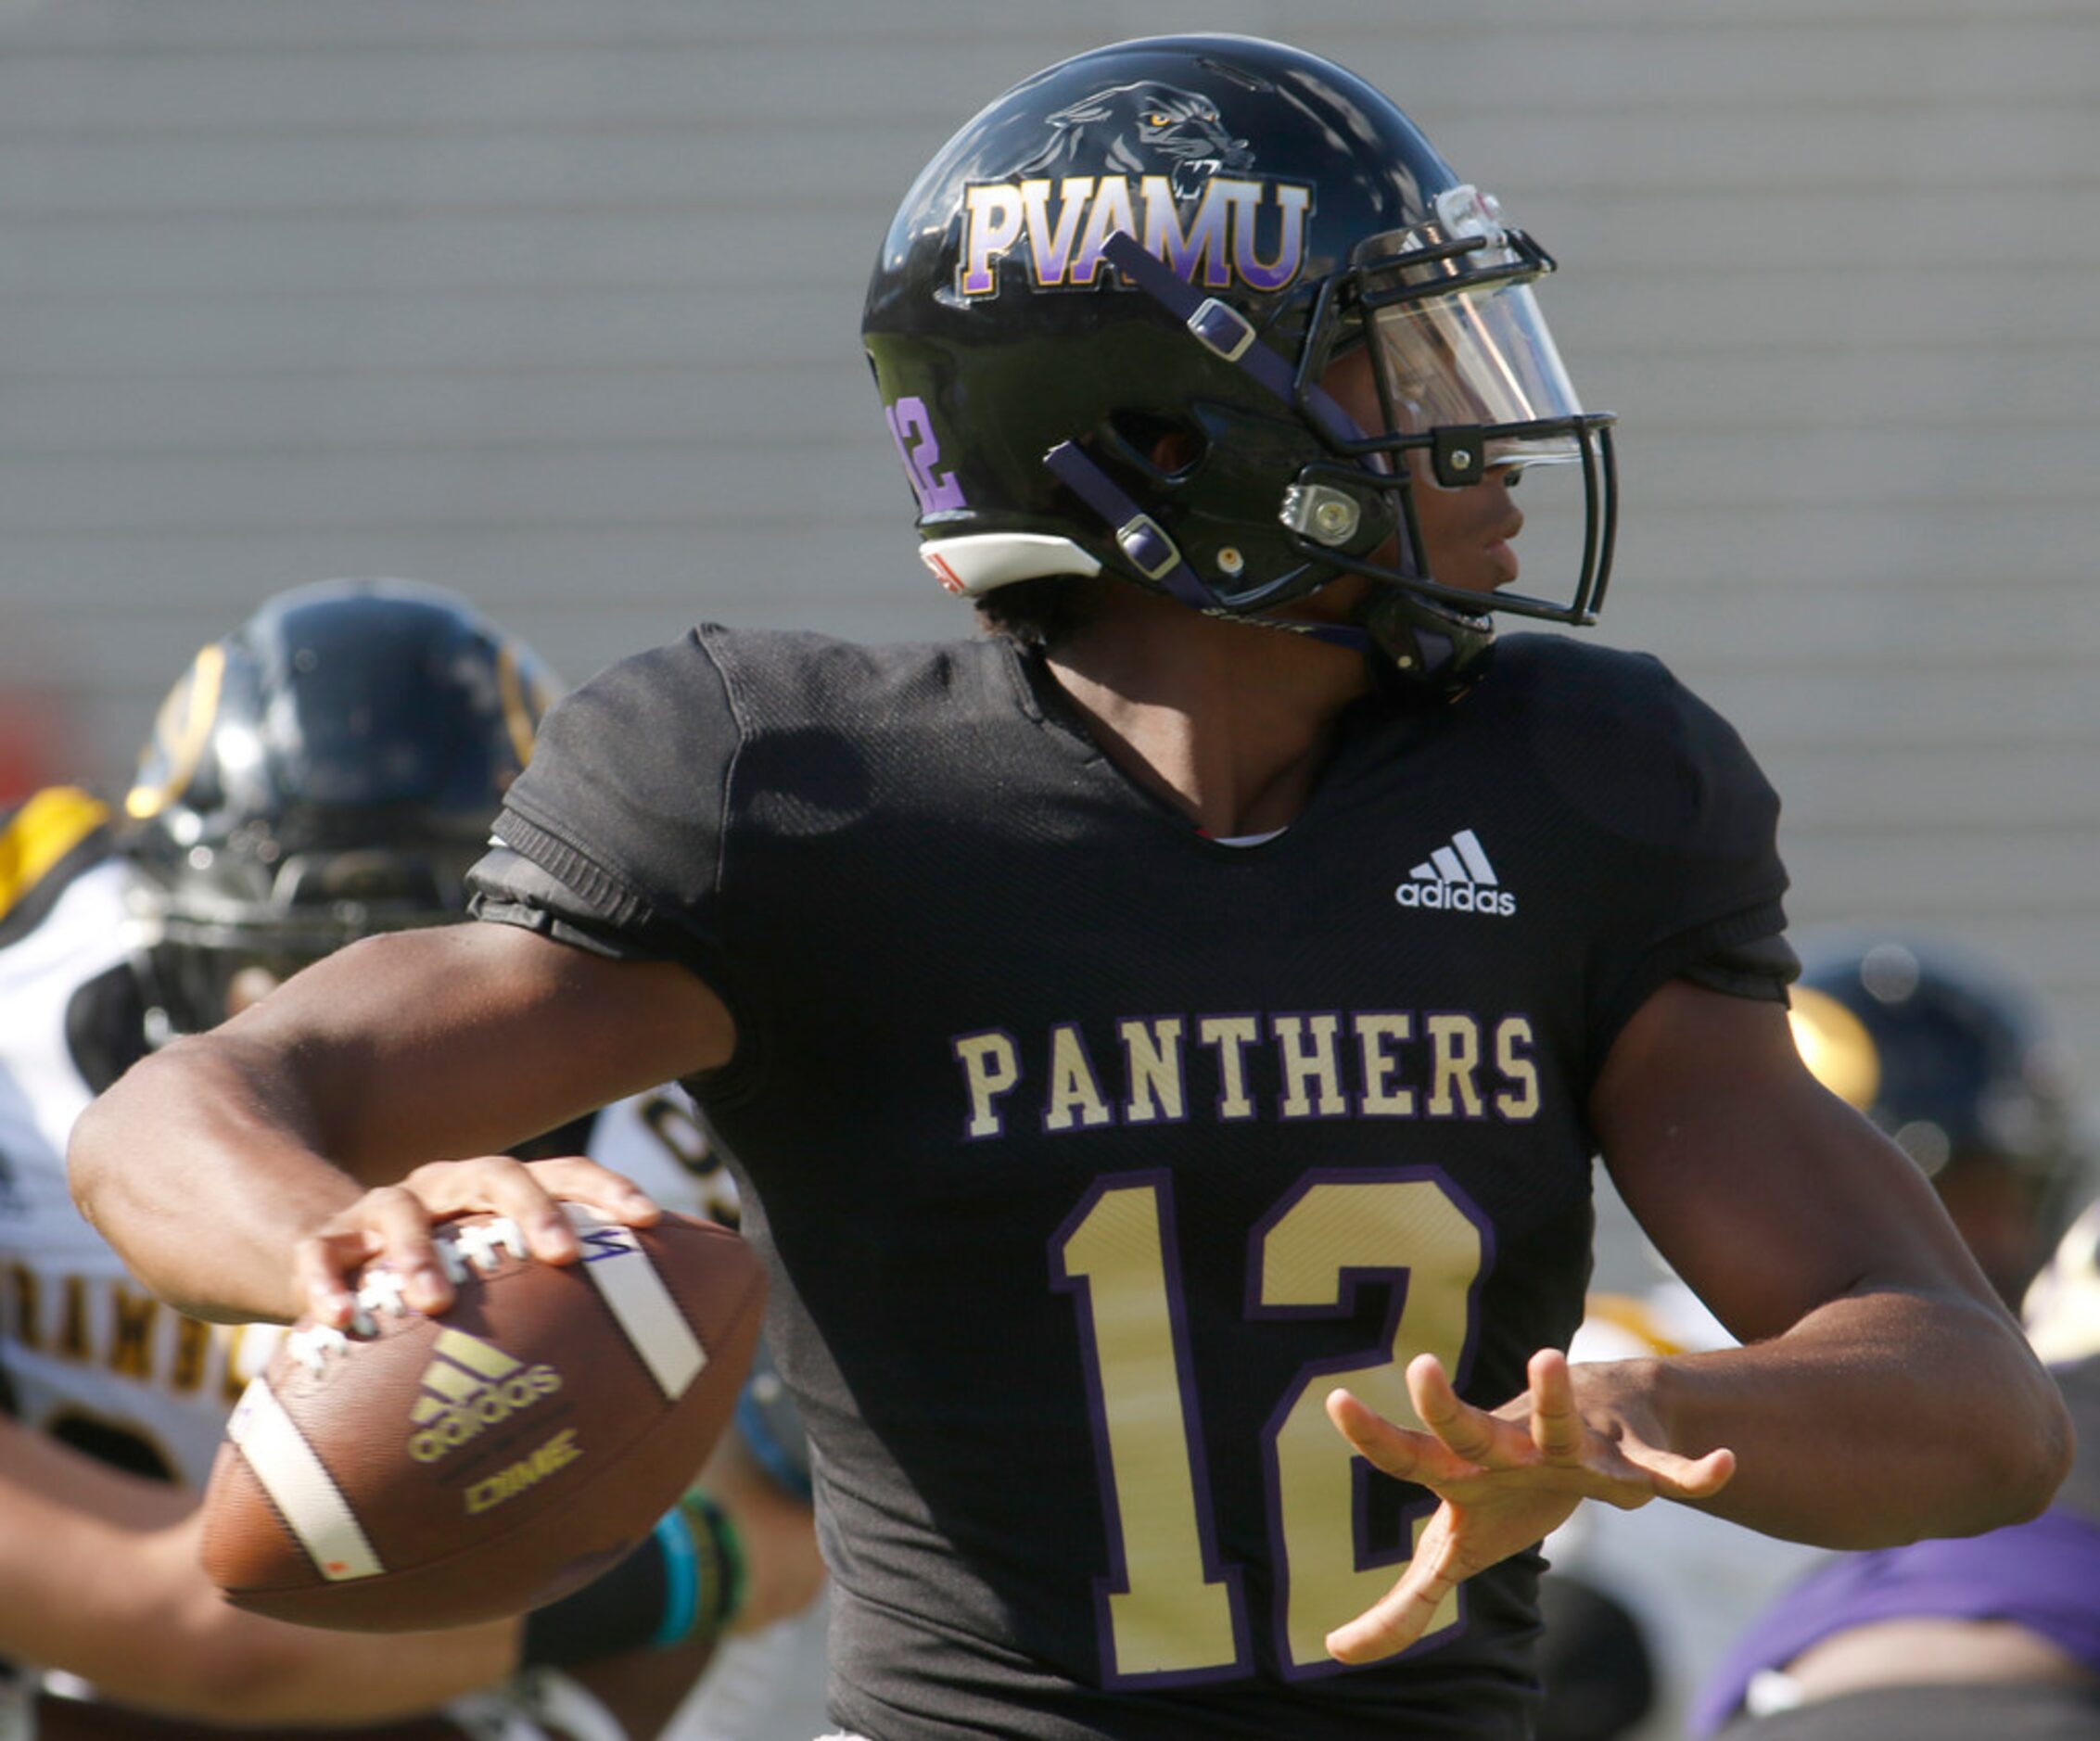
[198, 1205, 766, 1632]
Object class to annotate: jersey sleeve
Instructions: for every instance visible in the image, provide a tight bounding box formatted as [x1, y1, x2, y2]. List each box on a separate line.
[1526, 645, 1792, 1065]
[467, 629, 746, 1007]
[1677, 931, 1800, 1002]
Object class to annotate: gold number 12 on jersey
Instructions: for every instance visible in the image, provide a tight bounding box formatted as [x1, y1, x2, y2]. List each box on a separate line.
[1052, 1168, 1485, 1682]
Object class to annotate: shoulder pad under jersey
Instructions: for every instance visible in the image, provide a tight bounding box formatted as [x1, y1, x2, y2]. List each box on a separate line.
[0, 787, 115, 947]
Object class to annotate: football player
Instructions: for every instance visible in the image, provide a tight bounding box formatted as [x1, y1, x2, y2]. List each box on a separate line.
[70, 37, 2068, 1741]
[1544, 934, 2097, 1737]
[3, 581, 821, 1738]
[1681, 938, 2099, 1741]
[0, 1408, 520, 1732]
[1782, 935, 2089, 1313]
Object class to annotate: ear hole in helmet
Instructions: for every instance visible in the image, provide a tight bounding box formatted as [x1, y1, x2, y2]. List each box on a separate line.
[1102, 411, 1207, 481]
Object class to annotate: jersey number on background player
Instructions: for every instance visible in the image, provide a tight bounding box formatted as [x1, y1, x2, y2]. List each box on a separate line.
[1053, 1167, 1483, 1681]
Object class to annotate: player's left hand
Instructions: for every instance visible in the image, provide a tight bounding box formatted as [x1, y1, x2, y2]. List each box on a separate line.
[1322, 1347, 1735, 1664]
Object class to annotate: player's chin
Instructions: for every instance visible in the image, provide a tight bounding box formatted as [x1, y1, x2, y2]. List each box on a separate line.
[1442, 541, 1520, 599]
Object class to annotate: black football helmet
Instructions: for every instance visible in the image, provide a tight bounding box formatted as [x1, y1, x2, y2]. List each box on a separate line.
[1789, 934, 2089, 1305]
[861, 33, 1616, 689]
[121, 579, 560, 1035]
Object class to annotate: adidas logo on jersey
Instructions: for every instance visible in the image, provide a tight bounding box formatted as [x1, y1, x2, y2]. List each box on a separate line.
[405, 1328, 563, 1465]
[1395, 829, 1517, 917]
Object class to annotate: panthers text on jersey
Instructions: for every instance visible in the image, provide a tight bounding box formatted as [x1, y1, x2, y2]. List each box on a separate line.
[469, 624, 1791, 1741]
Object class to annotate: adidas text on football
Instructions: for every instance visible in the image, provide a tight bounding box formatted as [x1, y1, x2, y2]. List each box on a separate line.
[406, 1329, 565, 1464]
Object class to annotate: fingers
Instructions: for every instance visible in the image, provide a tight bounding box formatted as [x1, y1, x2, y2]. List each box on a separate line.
[405, 1156, 578, 1266]
[294, 1155, 665, 1326]
[1326, 1576, 1448, 1664]
[1620, 1441, 1737, 1504]
[1528, 1348, 1585, 1462]
[1406, 1353, 1510, 1467]
[1335, 1348, 1738, 1504]
[527, 1155, 664, 1228]
[403, 1155, 660, 1264]
[1326, 1388, 1479, 1489]
[1325, 1510, 1460, 1664]
[1330, 1358, 1540, 1485]
[301, 1183, 455, 1321]
[294, 1226, 386, 1328]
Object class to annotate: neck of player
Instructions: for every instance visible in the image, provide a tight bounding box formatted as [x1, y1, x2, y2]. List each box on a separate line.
[1044, 581, 1376, 840]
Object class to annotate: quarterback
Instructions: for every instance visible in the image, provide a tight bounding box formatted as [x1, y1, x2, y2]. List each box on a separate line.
[72, 37, 2067, 1741]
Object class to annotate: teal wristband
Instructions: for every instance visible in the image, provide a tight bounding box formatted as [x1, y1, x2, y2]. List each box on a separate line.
[648, 1504, 701, 1649]
[520, 1499, 714, 1667]
[678, 1486, 748, 1636]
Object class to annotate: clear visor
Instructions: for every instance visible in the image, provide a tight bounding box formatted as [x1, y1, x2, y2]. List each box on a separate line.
[1362, 188, 1587, 471]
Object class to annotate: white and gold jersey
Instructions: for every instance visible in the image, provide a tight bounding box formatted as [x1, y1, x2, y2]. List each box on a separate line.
[0, 797, 745, 1486]
[0, 790, 821, 1740]
[0, 793, 257, 1486]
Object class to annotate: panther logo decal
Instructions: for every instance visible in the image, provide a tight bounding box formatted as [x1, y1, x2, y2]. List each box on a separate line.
[1015, 83, 1254, 199]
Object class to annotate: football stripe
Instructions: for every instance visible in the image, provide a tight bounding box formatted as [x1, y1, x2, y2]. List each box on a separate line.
[226, 1378, 386, 1582]
[562, 1204, 707, 1400]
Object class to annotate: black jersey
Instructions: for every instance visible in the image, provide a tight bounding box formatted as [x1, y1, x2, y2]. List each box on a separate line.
[471, 627, 1789, 1741]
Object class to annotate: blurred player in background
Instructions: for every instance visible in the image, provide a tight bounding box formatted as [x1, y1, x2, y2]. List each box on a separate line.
[0, 1409, 521, 1733]
[70, 36, 2068, 1741]
[1687, 936, 2099, 1741]
[1781, 938, 2088, 1312]
[1541, 934, 2096, 1739]
[0, 581, 822, 1738]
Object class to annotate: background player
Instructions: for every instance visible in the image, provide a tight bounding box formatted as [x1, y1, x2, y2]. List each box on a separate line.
[70, 37, 2068, 1741]
[0, 1410, 520, 1732]
[1541, 933, 2096, 1738]
[2, 581, 821, 1737]
[1684, 936, 2098, 1740]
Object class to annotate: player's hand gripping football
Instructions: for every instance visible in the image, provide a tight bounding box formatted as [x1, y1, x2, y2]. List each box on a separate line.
[1323, 1347, 1736, 1664]
[294, 1155, 663, 1328]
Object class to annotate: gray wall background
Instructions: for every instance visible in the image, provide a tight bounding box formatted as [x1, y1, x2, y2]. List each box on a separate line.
[3, 0, 2095, 1180]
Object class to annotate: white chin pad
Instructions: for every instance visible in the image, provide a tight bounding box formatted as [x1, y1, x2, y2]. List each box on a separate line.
[918, 533, 1102, 597]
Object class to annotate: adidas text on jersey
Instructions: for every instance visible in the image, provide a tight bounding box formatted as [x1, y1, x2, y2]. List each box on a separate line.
[1396, 828, 1517, 917]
